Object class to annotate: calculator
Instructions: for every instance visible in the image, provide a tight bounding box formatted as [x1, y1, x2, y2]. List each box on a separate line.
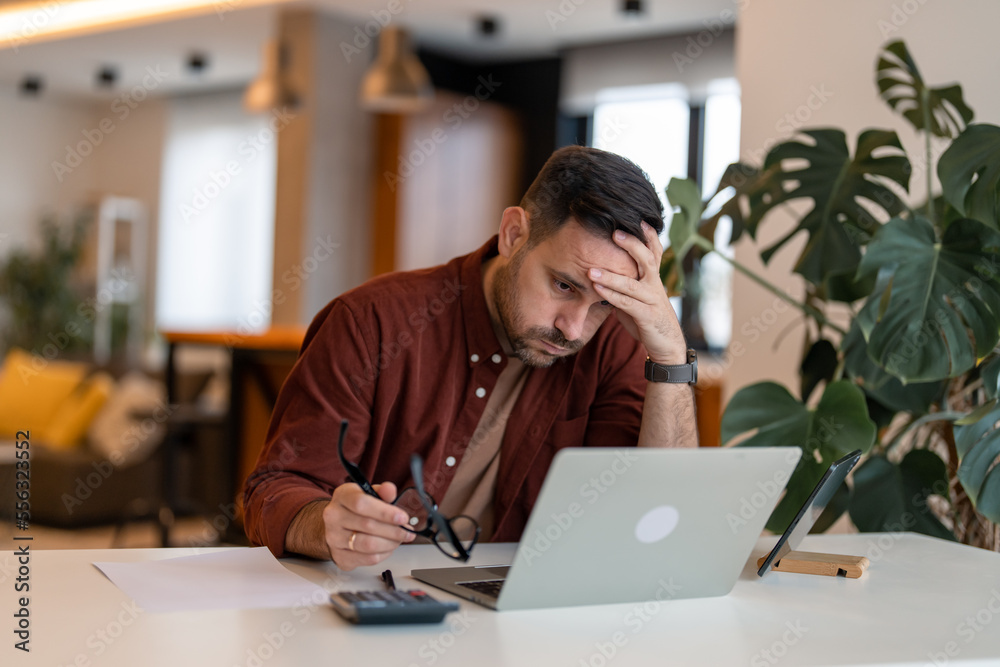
[329, 588, 459, 625]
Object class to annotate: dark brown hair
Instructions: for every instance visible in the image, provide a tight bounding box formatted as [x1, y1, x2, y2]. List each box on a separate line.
[520, 146, 665, 246]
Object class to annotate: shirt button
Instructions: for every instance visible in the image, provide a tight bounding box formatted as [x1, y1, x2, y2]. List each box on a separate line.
[445, 456, 457, 467]
[491, 354, 502, 363]
[471, 354, 480, 363]
[475, 387, 486, 398]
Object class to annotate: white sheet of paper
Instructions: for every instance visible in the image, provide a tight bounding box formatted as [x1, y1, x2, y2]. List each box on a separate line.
[94, 547, 329, 613]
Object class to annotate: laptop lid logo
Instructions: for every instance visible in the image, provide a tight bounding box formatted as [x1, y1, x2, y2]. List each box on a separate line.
[635, 505, 680, 544]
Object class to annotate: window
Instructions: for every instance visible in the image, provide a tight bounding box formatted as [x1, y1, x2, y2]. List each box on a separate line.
[591, 79, 741, 351]
[155, 91, 276, 333]
[592, 83, 690, 213]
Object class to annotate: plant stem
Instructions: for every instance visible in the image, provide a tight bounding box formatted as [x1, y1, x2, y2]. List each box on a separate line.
[691, 236, 847, 336]
[884, 410, 965, 452]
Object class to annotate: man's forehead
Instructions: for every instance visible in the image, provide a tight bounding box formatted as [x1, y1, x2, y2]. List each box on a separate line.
[536, 222, 640, 281]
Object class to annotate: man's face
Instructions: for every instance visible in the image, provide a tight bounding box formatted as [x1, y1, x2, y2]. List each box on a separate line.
[493, 220, 640, 368]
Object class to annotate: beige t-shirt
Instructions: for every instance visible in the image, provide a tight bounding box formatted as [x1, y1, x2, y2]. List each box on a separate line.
[436, 357, 530, 541]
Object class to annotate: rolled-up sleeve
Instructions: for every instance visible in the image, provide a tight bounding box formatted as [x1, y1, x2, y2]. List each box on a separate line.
[242, 299, 376, 557]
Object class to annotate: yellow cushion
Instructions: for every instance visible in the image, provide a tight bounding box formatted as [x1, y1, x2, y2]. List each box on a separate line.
[39, 372, 114, 450]
[0, 348, 90, 441]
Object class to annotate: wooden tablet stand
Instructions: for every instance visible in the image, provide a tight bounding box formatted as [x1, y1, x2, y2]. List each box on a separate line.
[758, 551, 870, 578]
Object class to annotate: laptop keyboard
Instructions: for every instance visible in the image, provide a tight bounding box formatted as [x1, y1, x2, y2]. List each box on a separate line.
[457, 579, 505, 597]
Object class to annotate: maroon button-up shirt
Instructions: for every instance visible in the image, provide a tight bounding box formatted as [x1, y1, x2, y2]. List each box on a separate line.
[243, 236, 647, 556]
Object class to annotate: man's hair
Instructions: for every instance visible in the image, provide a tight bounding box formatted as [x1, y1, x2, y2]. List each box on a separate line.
[519, 146, 665, 247]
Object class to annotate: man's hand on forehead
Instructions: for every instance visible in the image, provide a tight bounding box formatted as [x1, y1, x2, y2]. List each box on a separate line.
[587, 222, 686, 364]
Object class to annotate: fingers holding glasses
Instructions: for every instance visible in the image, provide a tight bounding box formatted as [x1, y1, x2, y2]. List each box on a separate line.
[324, 482, 415, 571]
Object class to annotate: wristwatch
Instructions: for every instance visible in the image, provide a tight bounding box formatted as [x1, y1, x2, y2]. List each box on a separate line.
[644, 349, 698, 384]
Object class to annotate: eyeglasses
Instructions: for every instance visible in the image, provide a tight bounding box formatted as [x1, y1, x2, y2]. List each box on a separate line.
[336, 420, 480, 561]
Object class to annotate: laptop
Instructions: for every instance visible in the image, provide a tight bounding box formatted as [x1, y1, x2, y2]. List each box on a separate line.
[411, 446, 802, 611]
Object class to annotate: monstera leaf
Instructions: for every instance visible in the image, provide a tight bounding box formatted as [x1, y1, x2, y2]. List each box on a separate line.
[662, 178, 705, 294]
[877, 39, 974, 139]
[658, 247, 682, 297]
[721, 380, 876, 533]
[701, 162, 772, 247]
[953, 402, 1000, 523]
[746, 129, 910, 295]
[800, 339, 838, 403]
[856, 216, 1000, 383]
[848, 450, 956, 540]
[981, 356, 1000, 401]
[666, 177, 703, 264]
[722, 380, 876, 461]
[842, 322, 945, 414]
[938, 124, 1000, 229]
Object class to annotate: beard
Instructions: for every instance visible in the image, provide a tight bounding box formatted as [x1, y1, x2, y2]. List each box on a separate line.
[492, 248, 584, 368]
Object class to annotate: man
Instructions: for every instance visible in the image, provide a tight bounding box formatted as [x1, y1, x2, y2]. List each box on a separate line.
[243, 146, 698, 569]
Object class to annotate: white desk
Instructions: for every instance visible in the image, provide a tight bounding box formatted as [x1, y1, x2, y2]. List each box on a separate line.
[5, 533, 1000, 666]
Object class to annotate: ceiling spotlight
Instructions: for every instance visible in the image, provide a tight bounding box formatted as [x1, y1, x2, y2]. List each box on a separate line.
[622, 0, 643, 15]
[478, 16, 499, 37]
[20, 75, 42, 96]
[187, 53, 208, 73]
[97, 66, 118, 87]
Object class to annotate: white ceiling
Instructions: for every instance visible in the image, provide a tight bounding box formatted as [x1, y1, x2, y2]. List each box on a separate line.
[0, 0, 739, 100]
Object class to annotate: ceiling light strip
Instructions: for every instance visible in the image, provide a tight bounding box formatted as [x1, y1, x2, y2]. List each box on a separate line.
[0, 0, 290, 50]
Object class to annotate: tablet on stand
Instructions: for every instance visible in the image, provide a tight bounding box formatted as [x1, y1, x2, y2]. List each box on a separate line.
[757, 449, 868, 579]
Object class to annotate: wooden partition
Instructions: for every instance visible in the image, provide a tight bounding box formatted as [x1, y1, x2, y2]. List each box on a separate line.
[371, 91, 523, 274]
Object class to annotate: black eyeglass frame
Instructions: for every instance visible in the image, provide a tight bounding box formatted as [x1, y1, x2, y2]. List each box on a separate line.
[335, 420, 480, 562]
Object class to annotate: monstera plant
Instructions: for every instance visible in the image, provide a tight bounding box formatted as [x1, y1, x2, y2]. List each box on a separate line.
[664, 40, 1000, 550]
